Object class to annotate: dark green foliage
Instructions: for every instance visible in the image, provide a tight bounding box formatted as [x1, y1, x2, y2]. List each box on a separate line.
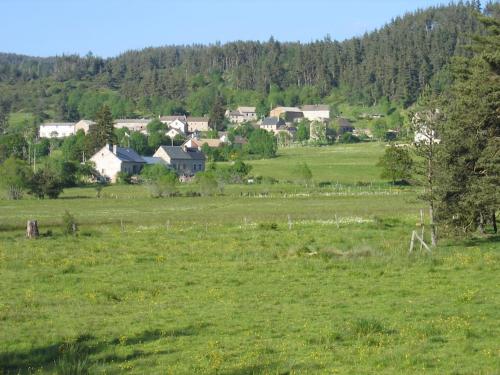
[86, 105, 115, 154]
[116, 171, 132, 185]
[296, 120, 310, 142]
[209, 94, 227, 131]
[377, 145, 413, 184]
[434, 9, 500, 234]
[0, 157, 32, 199]
[247, 129, 277, 158]
[339, 132, 360, 144]
[0, 96, 11, 134]
[28, 165, 65, 199]
[0, 3, 484, 121]
[141, 165, 178, 198]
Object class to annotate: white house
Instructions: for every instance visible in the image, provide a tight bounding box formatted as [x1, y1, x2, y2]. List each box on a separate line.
[301, 105, 330, 121]
[114, 119, 150, 133]
[89, 144, 145, 182]
[169, 118, 188, 134]
[74, 119, 95, 134]
[39, 123, 76, 138]
[159, 115, 187, 126]
[166, 128, 184, 139]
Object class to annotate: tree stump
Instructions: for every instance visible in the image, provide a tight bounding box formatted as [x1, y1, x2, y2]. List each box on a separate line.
[26, 220, 39, 239]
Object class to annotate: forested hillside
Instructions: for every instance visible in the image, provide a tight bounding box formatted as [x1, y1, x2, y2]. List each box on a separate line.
[0, 2, 484, 122]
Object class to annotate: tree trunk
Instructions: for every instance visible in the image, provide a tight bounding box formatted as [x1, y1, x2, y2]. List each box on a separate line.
[492, 211, 498, 234]
[26, 220, 39, 239]
[478, 212, 485, 235]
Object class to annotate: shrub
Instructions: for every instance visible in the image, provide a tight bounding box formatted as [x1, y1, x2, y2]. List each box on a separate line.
[116, 171, 132, 184]
[62, 210, 78, 235]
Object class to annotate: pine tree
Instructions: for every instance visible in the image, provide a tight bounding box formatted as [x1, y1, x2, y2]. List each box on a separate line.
[435, 8, 499, 234]
[86, 105, 116, 154]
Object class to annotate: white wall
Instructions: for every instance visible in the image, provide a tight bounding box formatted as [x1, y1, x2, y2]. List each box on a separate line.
[302, 110, 330, 121]
[39, 125, 75, 138]
[90, 147, 122, 182]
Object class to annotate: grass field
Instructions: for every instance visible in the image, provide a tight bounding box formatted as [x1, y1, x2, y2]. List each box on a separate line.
[0, 143, 498, 374]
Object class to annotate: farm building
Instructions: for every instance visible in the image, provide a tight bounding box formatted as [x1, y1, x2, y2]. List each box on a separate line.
[153, 145, 205, 175]
[90, 144, 145, 182]
[39, 123, 76, 138]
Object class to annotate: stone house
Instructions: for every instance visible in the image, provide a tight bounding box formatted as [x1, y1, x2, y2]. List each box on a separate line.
[153, 145, 205, 175]
[74, 119, 95, 134]
[90, 144, 145, 182]
[159, 115, 187, 126]
[260, 117, 286, 134]
[225, 106, 257, 123]
[269, 106, 303, 122]
[186, 117, 210, 132]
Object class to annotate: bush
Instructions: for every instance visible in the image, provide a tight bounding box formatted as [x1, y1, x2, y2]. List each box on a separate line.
[28, 165, 65, 199]
[116, 171, 132, 184]
[0, 157, 32, 200]
[62, 210, 78, 235]
[339, 132, 360, 144]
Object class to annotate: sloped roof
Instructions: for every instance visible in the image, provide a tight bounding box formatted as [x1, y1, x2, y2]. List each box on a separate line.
[142, 156, 167, 165]
[160, 115, 186, 121]
[193, 138, 223, 148]
[40, 122, 75, 127]
[301, 104, 329, 111]
[272, 106, 302, 112]
[159, 146, 205, 161]
[261, 117, 286, 126]
[114, 119, 150, 124]
[114, 147, 145, 163]
[237, 106, 256, 113]
[187, 116, 209, 122]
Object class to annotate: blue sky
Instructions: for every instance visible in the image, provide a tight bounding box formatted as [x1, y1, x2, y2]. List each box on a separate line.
[0, 0, 450, 58]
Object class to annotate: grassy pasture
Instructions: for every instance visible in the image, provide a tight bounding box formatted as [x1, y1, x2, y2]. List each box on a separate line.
[0, 143, 498, 374]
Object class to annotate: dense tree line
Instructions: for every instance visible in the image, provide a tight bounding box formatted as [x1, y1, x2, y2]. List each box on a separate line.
[0, 2, 485, 121]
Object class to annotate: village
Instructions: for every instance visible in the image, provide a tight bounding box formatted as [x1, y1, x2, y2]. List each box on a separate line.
[37, 105, 367, 182]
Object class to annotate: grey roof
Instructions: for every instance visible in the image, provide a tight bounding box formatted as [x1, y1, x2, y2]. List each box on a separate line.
[262, 117, 285, 126]
[141, 156, 167, 165]
[115, 147, 145, 163]
[159, 146, 205, 161]
[301, 104, 330, 111]
[114, 119, 150, 124]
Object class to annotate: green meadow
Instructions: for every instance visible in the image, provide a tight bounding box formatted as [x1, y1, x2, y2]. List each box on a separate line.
[0, 143, 498, 374]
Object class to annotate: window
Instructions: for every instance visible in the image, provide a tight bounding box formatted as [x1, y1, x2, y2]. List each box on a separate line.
[193, 164, 197, 171]
[199, 164, 202, 170]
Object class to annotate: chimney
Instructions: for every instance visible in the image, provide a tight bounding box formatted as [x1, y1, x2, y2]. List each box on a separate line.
[113, 144, 117, 154]
[107, 143, 112, 152]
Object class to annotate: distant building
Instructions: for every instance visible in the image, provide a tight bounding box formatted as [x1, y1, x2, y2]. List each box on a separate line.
[260, 117, 286, 134]
[269, 106, 303, 122]
[39, 123, 76, 138]
[166, 128, 184, 140]
[74, 119, 95, 134]
[337, 118, 355, 134]
[153, 145, 205, 175]
[183, 138, 224, 150]
[186, 117, 210, 132]
[225, 106, 257, 123]
[90, 144, 145, 182]
[301, 105, 330, 121]
[169, 118, 188, 134]
[159, 115, 187, 126]
[114, 119, 150, 133]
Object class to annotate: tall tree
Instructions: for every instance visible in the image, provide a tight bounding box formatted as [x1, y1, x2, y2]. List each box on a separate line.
[209, 94, 226, 131]
[86, 105, 115, 154]
[436, 7, 500, 234]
